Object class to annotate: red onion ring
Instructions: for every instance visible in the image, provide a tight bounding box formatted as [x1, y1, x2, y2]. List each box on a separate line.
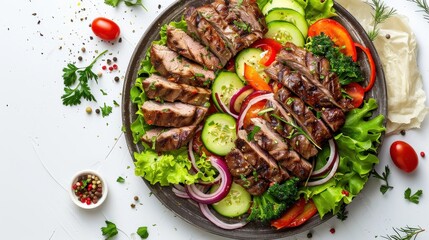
[236, 93, 274, 132]
[185, 156, 232, 204]
[199, 203, 248, 230]
[229, 85, 254, 115]
[307, 153, 340, 186]
[172, 185, 190, 199]
[311, 139, 337, 177]
[187, 139, 221, 185]
[215, 93, 238, 119]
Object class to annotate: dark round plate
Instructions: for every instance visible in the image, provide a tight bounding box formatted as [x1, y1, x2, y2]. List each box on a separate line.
[122, 1, 387, 239]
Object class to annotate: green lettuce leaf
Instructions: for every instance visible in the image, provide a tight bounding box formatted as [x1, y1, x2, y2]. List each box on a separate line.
[300, 98, 385, 218]
[134, 149, 216, 186]
[305, 0, 337, 24]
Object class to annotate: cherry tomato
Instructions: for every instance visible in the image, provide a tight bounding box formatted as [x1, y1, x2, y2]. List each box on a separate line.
[308, 19, 357, 61]
[390, 141, 418, 173]
[91, 17, 120, 41]
[343, 82, 365, 108]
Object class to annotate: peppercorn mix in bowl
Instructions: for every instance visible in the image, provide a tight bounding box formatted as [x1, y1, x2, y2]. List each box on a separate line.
[69, 169, 108, 209]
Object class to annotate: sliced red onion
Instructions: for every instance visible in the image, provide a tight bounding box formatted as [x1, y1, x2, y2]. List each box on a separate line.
[236, 93, 274, 132]
[199, 203, 248, 230]
[188, 139, 221, 185]
[215, 93, 238, 119]
[185, 156, 232, 204]
[307, 153, 340, 186]
[229, 85, 254, 115]
[311, 139, 337, 177]
[172, 186, 190, 199]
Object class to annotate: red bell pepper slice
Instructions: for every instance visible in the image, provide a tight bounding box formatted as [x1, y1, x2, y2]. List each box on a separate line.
[308, 19, 357, 62]
[343, 82, 365, 108]
[286, 199, 318, 227]
[271, 198, 305, 230]
[354, 43, 376, 92]
[250, 38, 283, 66]
[243, 63, 272, 92]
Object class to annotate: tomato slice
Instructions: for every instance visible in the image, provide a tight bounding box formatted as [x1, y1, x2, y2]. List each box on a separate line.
[243, 100, 266, 129]
[308, 19, 357, 61]
[343, 82, 365, 108]
[286, 200, 318, 227]
[250, 38, 283, 66]
[390, 141, 418, 173]
[243, 63, 272, 92]
[271, 198, 306, 230]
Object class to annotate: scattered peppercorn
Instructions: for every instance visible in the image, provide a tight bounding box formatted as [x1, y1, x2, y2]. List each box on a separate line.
[72, 173, 103, 205]
[134, 196, 139, 201]
[330, 228, 335, 234]
[81, 47, 86, 53]
[421, 151, 425, 158]
[114, 76, 120, 82]
[113, 57, 117, 62]
[97, 72, 103, 78]
[107, 59, 112, 65]
[400, 129, 406, 136]
[307, 232, 313, 238]
[385, 34, 391, 39]
[86, 106, 92, 114]
[131, 203, 136, 208]
[95, 108, 100, 114]
[78, 56, 83, 61]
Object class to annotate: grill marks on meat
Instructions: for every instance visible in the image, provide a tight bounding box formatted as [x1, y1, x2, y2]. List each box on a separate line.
[142, 125, 197, 152]
[142, 101, 207, 128]
[142, 74, 210, 106]
[150, 44, 215, 88]
[166, 26, 221, 70]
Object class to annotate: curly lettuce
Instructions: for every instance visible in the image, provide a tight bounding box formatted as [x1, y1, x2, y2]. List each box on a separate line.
[300, 98, 385, 217]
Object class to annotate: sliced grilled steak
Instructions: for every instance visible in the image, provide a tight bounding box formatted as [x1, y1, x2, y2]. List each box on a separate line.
[196, 5, 244, 55]
[142, 74, 210, 106]
[235, 130, 285, 183]
[166, 26, 221, 70]
[275, 86, 332, 146]
[234, 175, 269, 196]
[141, 101, 207, 128]
[225, 148, 254, 177]
[228, 0, 267, 34]
[141, 125, 197, 152]
[248, 118, 312, 180]
[262, 100, 319, 159]
[320, 107, 346, 132]
[150, 44, 215, 87]
[185, 7, 232, 66]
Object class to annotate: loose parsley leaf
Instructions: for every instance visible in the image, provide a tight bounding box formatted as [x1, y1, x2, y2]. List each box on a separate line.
[104, 0, 147, 10]
[404, 188, 423, 204]
[101, 220, 118, 240]
[137, 226, 149, 239]
[100, 103, 113, 117]
[372, 165, 393, 195]
[61, 50, 107, 106]
[247, 126, 261, 141]
[116, 176, 125, 183]
[336, 204, 348, 221]
[113, 100, 120, 107]
[100, 89, 108, 96]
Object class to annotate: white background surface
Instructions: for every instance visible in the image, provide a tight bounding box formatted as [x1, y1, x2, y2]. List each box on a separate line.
[1, 0, 428, 239]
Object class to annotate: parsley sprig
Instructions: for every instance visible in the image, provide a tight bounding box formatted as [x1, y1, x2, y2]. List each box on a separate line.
[372, 165, 394, 194]
[104, 0, 147, 10]
[404, 188, 423, 204]
[367, 0, 397, 41]
[101, 220, 118, 240]
[61, 50, 107, 106]
[407, 0, 429, 22]
[381, 226, 425, 240]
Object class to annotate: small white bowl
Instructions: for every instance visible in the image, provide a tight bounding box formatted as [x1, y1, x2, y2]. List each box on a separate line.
[69, 169, 108, 209]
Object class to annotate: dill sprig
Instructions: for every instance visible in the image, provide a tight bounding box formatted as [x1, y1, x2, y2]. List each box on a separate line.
[381, 226, 425, 240]
[407, 0, 429, 22]
[366, 0, 397, 41]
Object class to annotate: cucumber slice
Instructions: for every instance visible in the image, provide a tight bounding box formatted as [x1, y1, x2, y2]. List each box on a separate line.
[235, 48, 269, 83]
[265, 21, 305, 47]
[262, 0, 305, 16]
[211, 182, 251, 218]
[266, 8, 308, 37]
[211, 71, 245, 112]
[202, 113, 236, 156]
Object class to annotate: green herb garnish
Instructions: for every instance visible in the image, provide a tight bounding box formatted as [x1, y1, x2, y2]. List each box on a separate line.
[404, 188, 423, 204]
[367, 0, 397, 41]
[116, 176, 125, 183]
[61, 50, 107, 106]
[137, 226, 149, 239]
[247, 126, 261, 141]
[101, 220, 118, 240]
[104, 0, 147, 10]
[372, 165, 394, 194]
[100, 103, 113, 117]
[407, 0, 429, 22]
[381, 226, 425, 240]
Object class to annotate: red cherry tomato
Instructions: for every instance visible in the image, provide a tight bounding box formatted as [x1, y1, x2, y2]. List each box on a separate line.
[343, 82, 365, 108]
[91, 17, 120, 41]
[390, 141, 418, 173]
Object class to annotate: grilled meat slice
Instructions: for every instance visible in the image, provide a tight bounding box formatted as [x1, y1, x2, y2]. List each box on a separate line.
[320, 107, 346, 132]
[234, 175, 269, 196]
[248, 118, 312, 180]
[185, 7, 232, 66]
[225, 148, 254, 177]
[142, 74, 210, 106]
[141, 125, 197, 152]
[228, 0, 267, 34]
[141, 101, 207, 128]
[262, 100, 318, 159]
[275, 86, 332, 146]
[235, 130, 285, 183]
[150, 44, 215, 87]
[166, 26, 221, 70]
[196, 5, 244, 55]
